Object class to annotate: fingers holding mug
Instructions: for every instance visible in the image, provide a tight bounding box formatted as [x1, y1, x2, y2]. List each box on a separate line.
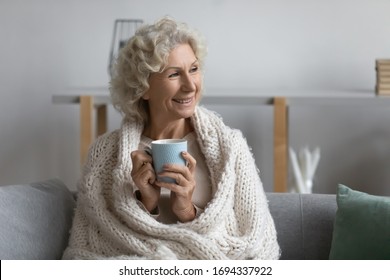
[181, 151, 196, 175]
[131, 150, 153, 173]
[130, 150, 156, 187]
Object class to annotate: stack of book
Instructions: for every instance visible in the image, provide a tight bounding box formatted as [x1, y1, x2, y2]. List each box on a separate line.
[376, 59, 390, 95]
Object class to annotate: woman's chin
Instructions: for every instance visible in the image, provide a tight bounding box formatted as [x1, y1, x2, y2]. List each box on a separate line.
[172, 104, 196, 118]
[178, 108, 195, 119]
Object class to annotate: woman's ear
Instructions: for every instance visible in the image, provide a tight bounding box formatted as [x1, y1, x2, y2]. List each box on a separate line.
[142, 91, 150, 100]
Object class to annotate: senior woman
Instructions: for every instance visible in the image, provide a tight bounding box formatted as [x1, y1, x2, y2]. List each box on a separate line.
[63, 17, 280, 260]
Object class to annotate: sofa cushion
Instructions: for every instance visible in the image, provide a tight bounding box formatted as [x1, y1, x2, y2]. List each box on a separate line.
[0, 178, 76, 259]
[329, 184, 390, 260]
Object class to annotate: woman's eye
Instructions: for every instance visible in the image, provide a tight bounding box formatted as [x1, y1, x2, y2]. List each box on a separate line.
[168, 72, 179, 78]
[190, 66, 198, 73]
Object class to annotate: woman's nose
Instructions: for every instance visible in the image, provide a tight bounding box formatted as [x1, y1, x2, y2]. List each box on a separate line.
[181, 73, 196, 92]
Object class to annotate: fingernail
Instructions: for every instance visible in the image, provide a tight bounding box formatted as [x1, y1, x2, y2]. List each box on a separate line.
[144, 148, 152, 156]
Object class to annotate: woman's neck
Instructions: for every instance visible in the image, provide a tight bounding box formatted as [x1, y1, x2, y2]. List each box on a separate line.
[143, 118, 193, 140]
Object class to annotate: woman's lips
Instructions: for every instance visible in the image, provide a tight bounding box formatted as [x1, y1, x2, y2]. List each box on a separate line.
[172, 97, 194, 104]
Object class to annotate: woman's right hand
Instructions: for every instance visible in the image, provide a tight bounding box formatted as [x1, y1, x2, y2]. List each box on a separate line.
[130, 150, 160, 212]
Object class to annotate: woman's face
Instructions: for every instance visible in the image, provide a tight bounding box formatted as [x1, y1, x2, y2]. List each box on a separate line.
[143, 44, 202, 124]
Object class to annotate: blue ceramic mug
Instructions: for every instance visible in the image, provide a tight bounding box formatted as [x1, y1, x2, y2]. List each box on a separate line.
[151, 139, 187, 183]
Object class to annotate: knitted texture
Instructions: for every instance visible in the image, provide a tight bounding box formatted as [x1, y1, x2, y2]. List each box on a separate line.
[62, 106, 280, 259]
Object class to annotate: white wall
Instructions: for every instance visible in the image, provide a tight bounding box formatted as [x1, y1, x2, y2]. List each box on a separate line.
[1, 0, 389, 194]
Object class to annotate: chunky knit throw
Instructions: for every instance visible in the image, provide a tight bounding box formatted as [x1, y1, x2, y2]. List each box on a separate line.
[63, 106, 280, 259]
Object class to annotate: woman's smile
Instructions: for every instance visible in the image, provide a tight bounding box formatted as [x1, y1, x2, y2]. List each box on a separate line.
[172, 97, 194, 105]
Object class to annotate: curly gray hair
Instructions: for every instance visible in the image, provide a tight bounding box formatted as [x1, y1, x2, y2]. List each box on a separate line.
[109, 17, 207, 123]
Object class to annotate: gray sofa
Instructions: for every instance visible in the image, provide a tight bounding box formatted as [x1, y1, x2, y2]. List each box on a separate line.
[0, 178, 337, 260]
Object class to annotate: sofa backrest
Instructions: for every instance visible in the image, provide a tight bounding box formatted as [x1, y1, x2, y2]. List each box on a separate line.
[266, 192, 337, 260]
[0, 179, 76, 260]
[0, 178, 338, 260]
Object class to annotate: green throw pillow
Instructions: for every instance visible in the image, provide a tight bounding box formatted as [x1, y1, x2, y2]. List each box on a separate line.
[329, 184, 390, 259]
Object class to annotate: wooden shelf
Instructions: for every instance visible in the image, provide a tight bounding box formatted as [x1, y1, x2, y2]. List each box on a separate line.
[53, 90, 390, 107]
[52, 91, 390, 192]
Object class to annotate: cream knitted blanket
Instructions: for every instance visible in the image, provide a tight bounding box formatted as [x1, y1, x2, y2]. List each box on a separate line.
[63, 106, 280, 259]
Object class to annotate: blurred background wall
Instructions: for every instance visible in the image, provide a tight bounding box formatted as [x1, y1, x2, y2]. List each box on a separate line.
[0, 0, 389, 194]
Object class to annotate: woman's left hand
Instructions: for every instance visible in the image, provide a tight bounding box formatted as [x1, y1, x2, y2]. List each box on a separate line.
[155, 151, 197, 222]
